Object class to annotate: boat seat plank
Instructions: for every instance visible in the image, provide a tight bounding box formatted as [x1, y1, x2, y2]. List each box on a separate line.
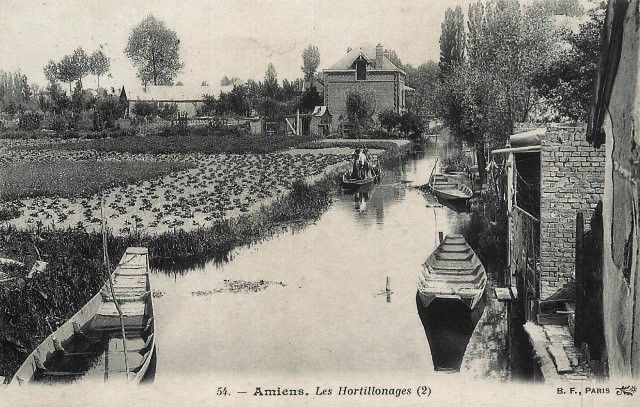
[97, 302, 146, 317]
[434, 252, 474, 261]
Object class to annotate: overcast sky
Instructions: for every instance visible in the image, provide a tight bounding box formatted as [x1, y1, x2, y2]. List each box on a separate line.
[0, 0, 473, 90]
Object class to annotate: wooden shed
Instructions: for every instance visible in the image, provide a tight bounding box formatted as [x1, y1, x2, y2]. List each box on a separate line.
[310, 106, 332, 137]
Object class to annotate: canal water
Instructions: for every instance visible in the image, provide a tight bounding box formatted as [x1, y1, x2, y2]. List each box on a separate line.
[151, 145, 470, 382]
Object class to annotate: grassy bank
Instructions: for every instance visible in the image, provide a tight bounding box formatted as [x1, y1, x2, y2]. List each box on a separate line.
[0, 173, 338, 379]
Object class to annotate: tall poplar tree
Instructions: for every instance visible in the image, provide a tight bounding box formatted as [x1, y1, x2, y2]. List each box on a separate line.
[439, 6, 465, 76]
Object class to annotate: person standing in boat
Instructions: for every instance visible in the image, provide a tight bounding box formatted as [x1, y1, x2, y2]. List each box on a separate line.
[351, 148, 361, 179]
[362, 148, 372, 178]
[357, 148, 368, 179]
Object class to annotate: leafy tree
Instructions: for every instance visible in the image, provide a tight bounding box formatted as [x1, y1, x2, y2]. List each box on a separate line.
[57, 55, 76, 94]
[438, 0, 557, 183]
[301, 44, 320, 82]
[378, 109, 401, 133]
[47, 83, 69, 115]
[71, 80, 84, 118]
[345, 91, 375, 137]
[299, 85, 323, 112]
[404, 61, 440, 116]
[220, 75, 240, 86]
[263, 63, 279, 98]
[398, 112, 425, 141]
[281, 78, 299, 102]
[439, 6, 465, 76]
[201, 94, 217, 116]
[20, 75, 32, 103]
[71, 48, 90, 84]
[89, 49, 110, 89]
[531, 0, 583, 16]
[125, 15, 183, 86]
[44, 60, 58, 84]
[532, 6, 603, 121]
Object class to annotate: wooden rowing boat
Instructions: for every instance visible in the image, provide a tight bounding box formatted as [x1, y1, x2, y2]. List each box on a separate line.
[341, 173, 378, 189]
[416, 235, 487, 371]
[341, 167, 382, 190]
[10, 247, 156, 386]
[418, 234, 487, 311]
[429, 174, 473, 203]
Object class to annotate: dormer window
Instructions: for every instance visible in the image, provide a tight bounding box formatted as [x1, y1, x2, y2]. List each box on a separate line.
[356, 58, 367, 80]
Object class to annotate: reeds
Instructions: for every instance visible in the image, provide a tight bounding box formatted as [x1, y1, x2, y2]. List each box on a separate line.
[0, 173, 339, 378]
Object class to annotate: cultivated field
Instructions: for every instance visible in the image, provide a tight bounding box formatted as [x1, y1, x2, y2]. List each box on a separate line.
[0, 137, 356, 236]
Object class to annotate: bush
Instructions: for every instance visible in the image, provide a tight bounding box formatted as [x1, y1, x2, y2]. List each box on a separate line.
[398, 111, 424, 141]
[18, 112, 43, 131]
[379, 110, 402, 133]
[441, 151, 473, 173]
[0, 203, 21, 221]
[132, 101, 157, 118]
[158, 104, 178, 120]
[48, 116, 68, 134]
[93, 98, 126, 131]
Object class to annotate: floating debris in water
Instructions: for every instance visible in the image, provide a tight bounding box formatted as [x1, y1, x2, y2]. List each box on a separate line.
[152, 290, 165, 298]
[192, 279, 286, 295]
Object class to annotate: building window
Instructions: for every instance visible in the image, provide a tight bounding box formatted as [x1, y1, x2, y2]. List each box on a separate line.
[356, 60, 367, 80]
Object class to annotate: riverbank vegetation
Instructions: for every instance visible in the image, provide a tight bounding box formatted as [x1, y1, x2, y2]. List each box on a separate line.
[0, 172, 338, 379]
[435, 0, 601, 280]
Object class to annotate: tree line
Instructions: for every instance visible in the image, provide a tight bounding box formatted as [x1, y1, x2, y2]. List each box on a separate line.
[436, 0, 603, 182]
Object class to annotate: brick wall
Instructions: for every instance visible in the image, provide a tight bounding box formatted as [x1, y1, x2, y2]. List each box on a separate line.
[324, 71, 403, 122]
[538, 124, 605, 299]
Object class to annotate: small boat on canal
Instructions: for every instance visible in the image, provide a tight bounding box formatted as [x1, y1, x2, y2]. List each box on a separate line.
[418, 234, 487, 311]
[416, 235, 487, 371]
[10, 247, 156, 386]
[429, 173, 473, 204]
[341, 169, 381, 190]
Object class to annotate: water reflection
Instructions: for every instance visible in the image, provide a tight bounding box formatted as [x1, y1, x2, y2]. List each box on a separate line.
[150, 144, 471, 380]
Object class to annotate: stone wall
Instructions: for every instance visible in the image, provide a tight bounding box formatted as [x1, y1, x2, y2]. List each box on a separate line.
[538, 124, 605, 299]
[598, 0, 640, 378]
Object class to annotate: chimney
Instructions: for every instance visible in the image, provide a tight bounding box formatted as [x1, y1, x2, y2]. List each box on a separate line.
[376, 44, 384, 69]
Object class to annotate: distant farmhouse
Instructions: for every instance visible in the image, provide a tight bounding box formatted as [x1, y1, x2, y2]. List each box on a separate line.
[323, 43, 411, 123]
[123, 84, 235, 117]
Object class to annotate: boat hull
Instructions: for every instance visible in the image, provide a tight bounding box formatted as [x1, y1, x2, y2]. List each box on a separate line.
[416, 234, 487, 370]
[429, 173, 473, 203]
[341, 172, 380, 189]
[416, 292, 486, 371]
[417, 234, 487, 312]
[10, 247, 156, 387]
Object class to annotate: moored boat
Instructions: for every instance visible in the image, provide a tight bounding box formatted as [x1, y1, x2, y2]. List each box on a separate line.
[429, 174, 473, 203]
[10, 247, 156, 386]
[416, 235, 487, 371]
[418, 234, 487, 311]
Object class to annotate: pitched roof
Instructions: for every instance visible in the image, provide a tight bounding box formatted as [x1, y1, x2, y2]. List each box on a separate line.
[326, 44, 402, 71]
[311, 106, 331, 116]
[125, 84, 235, 102]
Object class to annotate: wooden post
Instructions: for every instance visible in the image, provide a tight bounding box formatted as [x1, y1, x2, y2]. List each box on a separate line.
[574, 212, 584, 347]
[438, 231, 444, 243]
[386, 277, 391, 303]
